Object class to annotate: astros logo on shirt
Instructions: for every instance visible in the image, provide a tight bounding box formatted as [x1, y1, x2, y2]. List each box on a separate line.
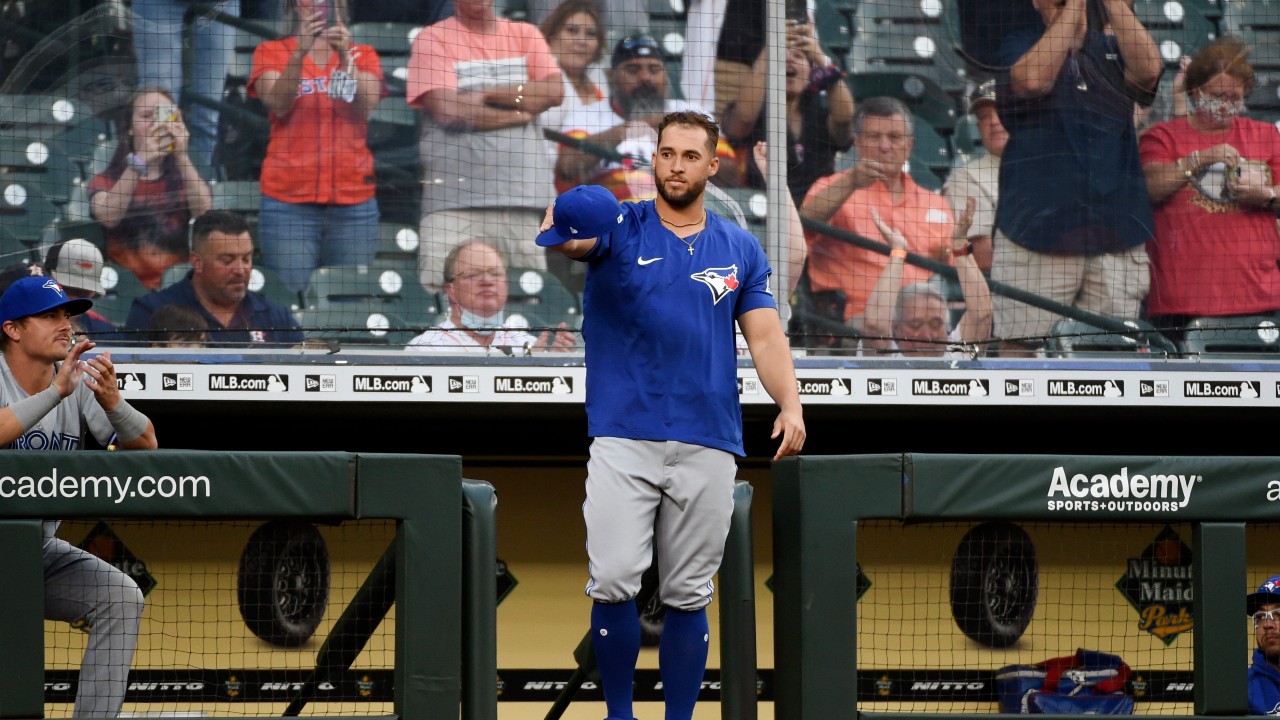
[691, 266, 740, 305]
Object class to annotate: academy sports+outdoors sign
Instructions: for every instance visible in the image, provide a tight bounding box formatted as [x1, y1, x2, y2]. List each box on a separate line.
[903, 454, 1280, 521]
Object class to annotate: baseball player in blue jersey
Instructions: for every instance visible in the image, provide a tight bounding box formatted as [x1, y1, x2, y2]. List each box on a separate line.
[0, 276, 157, 717]
[538, 110, 805, 720]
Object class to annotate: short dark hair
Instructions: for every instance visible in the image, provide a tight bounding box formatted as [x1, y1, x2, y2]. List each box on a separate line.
[190, 210, 250, 252]
[657, 110, 720, 155]
[146, 304, 209, 346]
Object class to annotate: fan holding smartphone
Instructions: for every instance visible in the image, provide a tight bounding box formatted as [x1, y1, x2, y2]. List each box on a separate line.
[87, 88, 214, 290]
[247, 0, 386, 294]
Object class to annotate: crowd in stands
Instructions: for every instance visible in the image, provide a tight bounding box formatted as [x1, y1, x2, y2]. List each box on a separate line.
[4, 0, 1280, 358]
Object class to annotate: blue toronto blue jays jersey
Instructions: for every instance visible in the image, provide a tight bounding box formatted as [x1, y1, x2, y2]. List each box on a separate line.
[578, 199, 775, 456]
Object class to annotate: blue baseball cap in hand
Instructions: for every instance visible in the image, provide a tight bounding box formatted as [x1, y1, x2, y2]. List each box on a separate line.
[536, 185, 625, 247]
[0, 276, 93, 324]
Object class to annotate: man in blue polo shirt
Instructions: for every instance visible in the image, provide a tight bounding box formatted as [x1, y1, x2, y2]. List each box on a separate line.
[537, 111, 805, 720]
[124, 209, 303, 346]
[993, 0, 1162, 354]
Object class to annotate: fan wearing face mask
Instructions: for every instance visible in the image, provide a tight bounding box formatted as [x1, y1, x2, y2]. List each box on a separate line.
[405, 239, 576, 355]
[1139, 35, 1280, 342]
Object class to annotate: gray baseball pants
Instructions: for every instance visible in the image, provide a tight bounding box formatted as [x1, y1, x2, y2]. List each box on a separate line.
[44, 537, 144, 718]
[583, 437, 736, 611]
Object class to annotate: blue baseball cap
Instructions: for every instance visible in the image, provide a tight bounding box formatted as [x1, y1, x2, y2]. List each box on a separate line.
[0, 276, 92, 324]
[535, 185, 625, 247]
[1248, 575, 1280, 616]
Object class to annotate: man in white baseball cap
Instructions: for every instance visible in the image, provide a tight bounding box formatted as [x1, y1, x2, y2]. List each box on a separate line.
[45, 239, 121, 341]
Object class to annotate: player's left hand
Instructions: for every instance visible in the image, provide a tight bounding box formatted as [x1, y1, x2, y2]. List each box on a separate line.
[771, 406, 806, 460]
[82, 350, 122, 411]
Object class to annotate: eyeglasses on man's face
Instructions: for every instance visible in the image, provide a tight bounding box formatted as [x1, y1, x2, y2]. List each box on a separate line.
[449, 268, 506, 283]
[1252, 609, 1280, 627]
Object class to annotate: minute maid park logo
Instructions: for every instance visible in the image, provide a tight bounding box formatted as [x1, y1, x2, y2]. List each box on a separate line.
[1116, 525, 1193, 645]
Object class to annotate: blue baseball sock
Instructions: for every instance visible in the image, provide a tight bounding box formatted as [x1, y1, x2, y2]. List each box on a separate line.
[591, 599, 640, 720]
[658, 606, 709, 720]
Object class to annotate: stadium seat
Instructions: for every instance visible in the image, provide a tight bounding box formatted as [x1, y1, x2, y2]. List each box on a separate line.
[350, 22, 420, 56]
[814, 0, 855, 60]
[0, 180, 60, 247]
[94, 261, 150, 329]
[650, 16, 687, 60]
[0, 227, 37, 267]
[1045, 317, 1164, 358]
[849, 0, 970, 95]
[375, 221, 420, 262]
[0, 129, 78, 205]
[249, 264, 303, 314]
[1134, 0, 1217, 67]
[295, 305, 420, 347]
[0, 93, 82, 128]
[210, 180, 263, 213]
[368, 95, 420, 152]
[907, 114, 954, 189]
[1178, 315, 1280, 358]
[505, 266, 582, 331]
[303, 262, 442, 327]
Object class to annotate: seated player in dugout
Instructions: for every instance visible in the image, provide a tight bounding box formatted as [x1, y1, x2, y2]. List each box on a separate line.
[1248, 576, 1280, 714]
[0, 275, 158, 717]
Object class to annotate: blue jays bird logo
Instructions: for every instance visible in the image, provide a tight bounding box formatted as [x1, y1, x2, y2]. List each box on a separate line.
[690, 265, 740, 305]
[44, 279, 66, 297]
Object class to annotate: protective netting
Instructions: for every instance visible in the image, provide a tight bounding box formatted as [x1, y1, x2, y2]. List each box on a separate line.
[2, 0, 1279, 357]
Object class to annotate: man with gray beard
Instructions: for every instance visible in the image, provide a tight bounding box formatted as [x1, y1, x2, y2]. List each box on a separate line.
[555, 33, 739, 201]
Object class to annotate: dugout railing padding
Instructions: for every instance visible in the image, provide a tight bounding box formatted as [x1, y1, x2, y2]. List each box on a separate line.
[772, 453, 1261, 720]
[0, 450, 478, 720]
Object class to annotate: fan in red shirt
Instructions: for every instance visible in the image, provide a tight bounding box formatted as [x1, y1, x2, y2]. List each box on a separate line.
[248, 0, 386, 294]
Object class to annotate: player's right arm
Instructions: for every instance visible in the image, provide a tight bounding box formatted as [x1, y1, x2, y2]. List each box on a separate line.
[0, 341, 91, 445]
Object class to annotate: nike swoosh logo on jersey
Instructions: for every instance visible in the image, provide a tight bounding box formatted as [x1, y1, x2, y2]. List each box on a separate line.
[637, 257, 664, 266]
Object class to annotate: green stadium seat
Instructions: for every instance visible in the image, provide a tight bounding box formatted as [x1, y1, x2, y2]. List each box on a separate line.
[814, 0, 855, 60]
[368, 95, 419, 152]
[908, 114, 954, 189]
[0, 128, 79, 205]
[0, 180, 60, 247]
[1045, 317, 1164, 358]
[650, 16, 687, 60]
[210, 180, 263, 213]
[375, 221, 420, 262]
[303, 262, 442, 327]
[350, 22, 420, 56]
[505, 266, 582, 331]
[1134, 0, 1217, 67]
[295, 305, 420, 347]
[94, 261, 150, 328]
[850, 0, 971, 95]
[0, 93, 82, 127]
[648, 0, 683, 19]
[248, 264, 303, 314]
[1178, 315, 1280, 358]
